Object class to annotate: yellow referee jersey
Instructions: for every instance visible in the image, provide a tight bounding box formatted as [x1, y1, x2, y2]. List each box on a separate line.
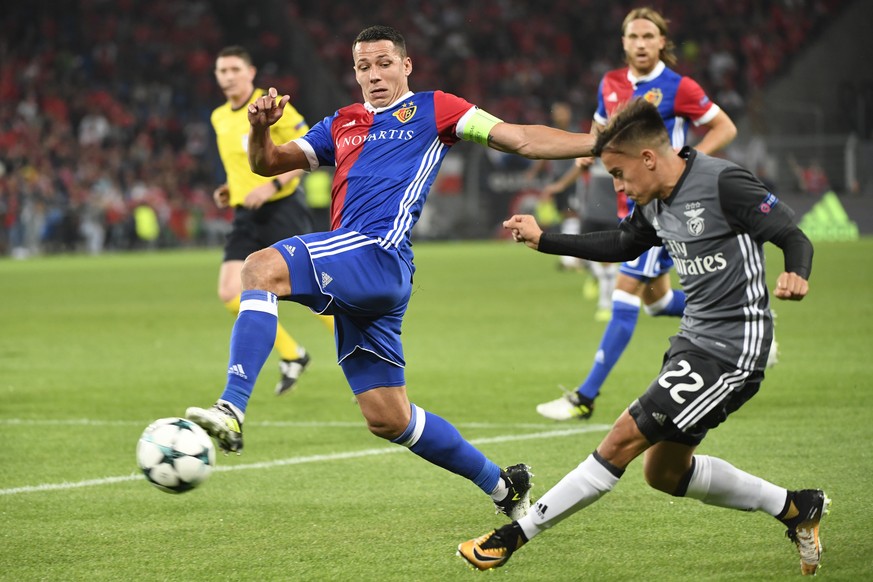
[211, 88, 309, 207]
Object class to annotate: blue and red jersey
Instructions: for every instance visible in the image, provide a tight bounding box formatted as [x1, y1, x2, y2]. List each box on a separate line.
[595, 61, 718, 147]
[594, 60, 720, 216]
[295, 90, 474, 268]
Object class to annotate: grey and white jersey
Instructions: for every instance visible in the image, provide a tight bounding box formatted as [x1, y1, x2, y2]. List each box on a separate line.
[626, 150, 798, 371]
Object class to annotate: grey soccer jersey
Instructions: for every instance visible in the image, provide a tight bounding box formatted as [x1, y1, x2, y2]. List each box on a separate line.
[623, 150, 798, 371]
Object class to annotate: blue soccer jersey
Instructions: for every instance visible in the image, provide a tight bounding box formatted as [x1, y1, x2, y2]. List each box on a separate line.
[594, 60, 719, 150]
[294, 90, 475, 271]
[595, 60, 720, 219]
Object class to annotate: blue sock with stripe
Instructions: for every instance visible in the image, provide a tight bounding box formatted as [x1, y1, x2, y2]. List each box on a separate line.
[392, 404, 501, 494]
[220, 290, 278, 413]
[578, 290, 640, 401]
[645, 288, 686, 317]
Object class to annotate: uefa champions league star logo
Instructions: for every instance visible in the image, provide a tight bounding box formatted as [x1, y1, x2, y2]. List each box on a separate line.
[684, 207, 705, 236]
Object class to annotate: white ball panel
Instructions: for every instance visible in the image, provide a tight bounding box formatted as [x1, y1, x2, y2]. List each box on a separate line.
[148, 463, 181, 488]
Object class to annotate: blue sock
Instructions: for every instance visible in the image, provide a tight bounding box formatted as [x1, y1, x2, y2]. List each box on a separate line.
[392, 404, 501, 494]
[220, 290, 279, 412]
[578, 292, 640, 401]
[648, 289, 685, 317]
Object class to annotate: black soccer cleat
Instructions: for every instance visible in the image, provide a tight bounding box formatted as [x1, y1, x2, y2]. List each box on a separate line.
[276, 350, 311, 396]
[494, 464, 533, 521]
[779, 489, 831, 576]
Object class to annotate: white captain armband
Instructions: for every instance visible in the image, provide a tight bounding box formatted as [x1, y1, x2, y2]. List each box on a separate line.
[459, 108, 503, 146]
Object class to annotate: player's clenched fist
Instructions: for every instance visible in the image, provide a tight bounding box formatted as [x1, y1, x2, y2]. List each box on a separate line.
[773, 272, 809, 301]
[502, 214, 544, 249]
[248, 87, 291, 128]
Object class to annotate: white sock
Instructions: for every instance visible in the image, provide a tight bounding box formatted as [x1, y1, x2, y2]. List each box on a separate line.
[218, 399, 245, 422]
[685, 455, 787, 516]
[517, 454, 621, 540]
[590, 262, 617, 310]
[489, 476, 509, 502]
[560, 217, 581, 235]
[558, 217, 583, 270]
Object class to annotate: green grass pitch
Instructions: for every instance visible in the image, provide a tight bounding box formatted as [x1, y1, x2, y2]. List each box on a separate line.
[1, 239, 872, 581]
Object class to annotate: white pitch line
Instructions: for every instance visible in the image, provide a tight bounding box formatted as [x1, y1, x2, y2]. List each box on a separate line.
[0, 424, 610, 496]
[0, 418, 579, 430]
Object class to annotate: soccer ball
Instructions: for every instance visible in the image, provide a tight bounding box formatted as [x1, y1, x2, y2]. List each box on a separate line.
[136, 417, 216, 494]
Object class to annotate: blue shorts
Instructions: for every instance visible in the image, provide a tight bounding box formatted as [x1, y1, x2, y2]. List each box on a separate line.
[619, 246, 673, 281]
[272, 229, 411, 394]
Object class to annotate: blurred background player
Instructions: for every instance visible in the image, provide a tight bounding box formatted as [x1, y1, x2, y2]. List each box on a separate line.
[531, 102, 619, 321]
[539, 153, 621, 321]
[525, 102, 585, 272]
[211, 45, 333, 396]
[536, 7, 739, 421]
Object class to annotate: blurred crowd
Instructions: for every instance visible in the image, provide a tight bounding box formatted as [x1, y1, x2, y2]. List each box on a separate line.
[299, 0, 846, 125]
[1, 0, 223, 257]
[0, 0, 849, 257]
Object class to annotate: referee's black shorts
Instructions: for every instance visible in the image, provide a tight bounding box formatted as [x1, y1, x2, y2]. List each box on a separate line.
[223, 189, 316, 262]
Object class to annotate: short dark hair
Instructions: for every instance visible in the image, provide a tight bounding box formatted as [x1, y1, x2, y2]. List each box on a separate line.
[593, 98, 671, 157]
[354, 25, 407, 57]
[217, 45, 253, 66]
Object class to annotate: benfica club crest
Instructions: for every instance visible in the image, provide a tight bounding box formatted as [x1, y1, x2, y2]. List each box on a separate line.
[393, 104, 417, 123]
[643, 88, 663, 107]
[684, 207, 705, 236]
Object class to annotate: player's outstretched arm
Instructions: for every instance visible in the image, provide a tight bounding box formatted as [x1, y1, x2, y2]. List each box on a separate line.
[489, 122, 596, 160]
[247, 87, 310, 177]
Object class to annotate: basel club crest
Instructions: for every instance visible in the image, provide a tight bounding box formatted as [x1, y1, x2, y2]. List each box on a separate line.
[393, 104, 417, 123]
[643, 88, 663, 107]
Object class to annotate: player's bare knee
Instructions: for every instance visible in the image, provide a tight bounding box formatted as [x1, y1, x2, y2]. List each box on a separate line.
[241, 248, 288, 293]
